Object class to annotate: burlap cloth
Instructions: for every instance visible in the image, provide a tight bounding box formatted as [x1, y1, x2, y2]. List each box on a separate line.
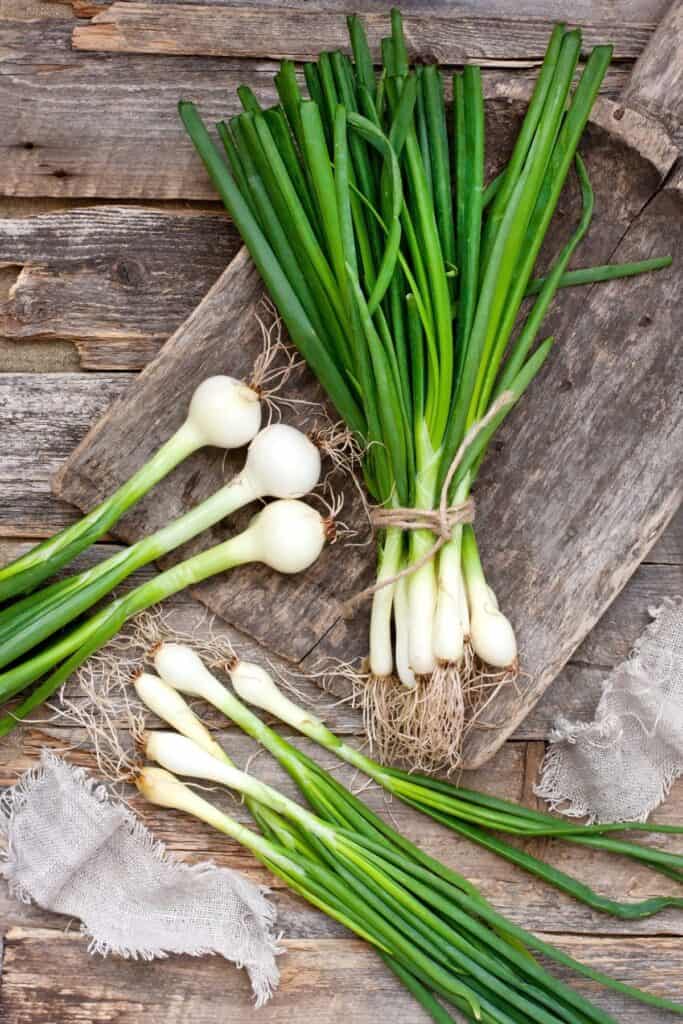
[0, 750, 280, 1004]
[536, 598, 683, 823]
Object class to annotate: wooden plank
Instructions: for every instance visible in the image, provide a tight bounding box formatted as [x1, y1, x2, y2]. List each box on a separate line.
[0, 374, 132, 539]
[0, 931, 435, 1024]
[52, 0, 674, 22]
[622, 0, 683, 136]
[0, 20, 634, 200]
[1, 730, 682, 938]
[73, 3, 656, 61]
[2, 925, 683, 1022]
[0, 207, 240, 370]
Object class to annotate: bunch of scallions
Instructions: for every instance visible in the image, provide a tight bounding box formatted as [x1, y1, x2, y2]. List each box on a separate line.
[131, 644, 683, 1022]
[0, 378, 332, 735]
[180, 10, 671, 769]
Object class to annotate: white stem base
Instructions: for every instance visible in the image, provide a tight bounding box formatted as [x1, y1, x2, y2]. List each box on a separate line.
[369, 528, 402, 678]
[394, 576, 416, 688]
[433, 533, 469, 663]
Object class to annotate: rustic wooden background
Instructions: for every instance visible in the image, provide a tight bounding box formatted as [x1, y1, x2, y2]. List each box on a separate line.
[0, 1, 682, 1020]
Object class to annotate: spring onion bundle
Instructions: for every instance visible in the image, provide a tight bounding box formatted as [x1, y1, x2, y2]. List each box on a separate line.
[133, 651, 683, 1021]
[0, 377, 262, 601]
[180, 10, 672, 769]
[0, 499, 329, 736]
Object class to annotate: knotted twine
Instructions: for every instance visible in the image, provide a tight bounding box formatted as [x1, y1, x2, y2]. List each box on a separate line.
[0, 750, 281, 1004]
[536, 598, 683, 823]
[344, 390, 514, 613]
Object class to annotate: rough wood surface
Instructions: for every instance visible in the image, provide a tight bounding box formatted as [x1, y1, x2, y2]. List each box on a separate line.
[53, 0, 674, 21]
[0, 207, 239, 369]
[462, 162, 683, 766]
[0, 19, 639, 201]
[1, 5, 682, 1016]
[623, 0, 683, 135]
[0, 374, 132, 539]
[4, 928, 680, 1024]
[54, 97, 682, 760]
[72, 3, 656, 61]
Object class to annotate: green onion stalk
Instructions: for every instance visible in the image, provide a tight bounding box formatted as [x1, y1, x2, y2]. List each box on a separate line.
[0, 423, 321, 676]
[153, 644, 683, 918]
[0, 499, 329, 737]
[134, 652, 683, 1020]
[179, 10, 671, 771]
[0, 376, 262, 602]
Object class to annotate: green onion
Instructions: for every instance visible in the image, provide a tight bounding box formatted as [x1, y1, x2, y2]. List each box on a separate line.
[0, 377, 262, 601]
[0, 425, 320, 672]
[0, 500, 327, 737]
[179, 11, 670, 769]
[137, 647, 683, 1020]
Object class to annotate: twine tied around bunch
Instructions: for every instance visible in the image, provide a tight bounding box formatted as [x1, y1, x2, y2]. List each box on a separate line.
[344, 390, 514, 615]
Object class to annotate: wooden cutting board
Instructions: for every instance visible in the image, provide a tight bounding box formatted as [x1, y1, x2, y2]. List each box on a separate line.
[56, 2, 683, 768]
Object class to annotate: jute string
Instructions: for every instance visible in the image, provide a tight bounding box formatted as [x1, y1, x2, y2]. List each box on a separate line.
[345, 390, 514, 613]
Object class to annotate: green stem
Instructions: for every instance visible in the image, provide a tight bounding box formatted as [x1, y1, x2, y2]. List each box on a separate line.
[0, 422, 201, 601]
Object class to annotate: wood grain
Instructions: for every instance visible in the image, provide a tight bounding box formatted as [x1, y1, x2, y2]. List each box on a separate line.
[0, 207, 240, 369]
[623, 0, 683, 135]
[0, 19, 637, 201]
[4, 928, 680, 1024]
[53, 0, 674, 22]
[73, 3, 656, 61]
[0, 373, 132, 539]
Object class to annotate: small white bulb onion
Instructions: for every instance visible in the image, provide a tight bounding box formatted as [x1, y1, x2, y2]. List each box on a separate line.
[137, 766, 208, 816]
[145, 731, 243, 788]
[133, 671, 225, 760]
[433, 540, 468, 664]
[230, 660, 320, 731]
[393, 577, 416, 688]
[462, 527, 517, 669]
[239, 499, 327, 574]
[468, 591, 517, 669]
[144, 732, 312, 832]
[186, 375, 262, 450]
[153, 643, 225, 701]
[242, 424, 321, 499]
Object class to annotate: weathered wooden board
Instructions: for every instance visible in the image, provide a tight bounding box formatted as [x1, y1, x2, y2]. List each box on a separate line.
[53, 0, 673, 22]
[53, 82, 682, 762]
[0, 374, 132, 539]
[0, 207, 239, 369]
[0, 19, 636, 200]
[460, 162, 683, 765]
[72, 3, 655, 61]
[4, 928, 681, 1024]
